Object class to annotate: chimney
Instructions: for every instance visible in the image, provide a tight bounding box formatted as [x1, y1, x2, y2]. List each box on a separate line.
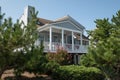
[19, 5, 35, 26]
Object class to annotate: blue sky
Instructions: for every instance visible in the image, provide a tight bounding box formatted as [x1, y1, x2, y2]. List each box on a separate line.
[0, 0, 120, 30]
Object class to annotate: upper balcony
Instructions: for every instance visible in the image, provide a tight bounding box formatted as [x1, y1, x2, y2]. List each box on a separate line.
[36, 26, 89, 54]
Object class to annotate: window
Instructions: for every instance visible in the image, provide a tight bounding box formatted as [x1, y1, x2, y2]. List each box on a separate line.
[67, 35, 72, 44]
[74, 39, 80, 44]
[39, 35, 44, 42]
[83, 40, 89, 45]
[53, 35, 60, 42]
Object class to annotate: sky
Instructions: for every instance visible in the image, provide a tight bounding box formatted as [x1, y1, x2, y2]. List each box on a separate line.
[0, 0, 120, 31]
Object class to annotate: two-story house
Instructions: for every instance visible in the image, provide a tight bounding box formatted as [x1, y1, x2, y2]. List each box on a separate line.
[20, 6, 89, 64]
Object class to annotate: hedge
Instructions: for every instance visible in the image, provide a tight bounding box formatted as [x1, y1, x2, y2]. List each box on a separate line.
[52, 65, 105, 80]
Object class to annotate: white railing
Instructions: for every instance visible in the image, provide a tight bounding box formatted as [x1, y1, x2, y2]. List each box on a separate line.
[43, 41, 88, 53]
[51, 42, 62, 51]
[43, 42, 62, 51]
[74, 44, 80, 51]
[65, 44, 72, 51]
[43, 42, 49, 50]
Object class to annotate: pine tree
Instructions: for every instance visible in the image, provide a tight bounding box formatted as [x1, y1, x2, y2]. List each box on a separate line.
[0, 9, 39, 78]
[23, 43, 48, 74]
[81, 11, 120, 80]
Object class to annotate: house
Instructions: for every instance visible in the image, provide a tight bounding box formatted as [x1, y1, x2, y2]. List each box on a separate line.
[20, 6, 89, 64]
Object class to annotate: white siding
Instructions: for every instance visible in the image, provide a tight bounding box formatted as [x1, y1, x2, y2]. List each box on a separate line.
[52, 22, 80, 31]
[19, 6, 34, 28]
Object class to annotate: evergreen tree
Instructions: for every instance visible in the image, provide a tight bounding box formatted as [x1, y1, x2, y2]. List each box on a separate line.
[0, 8, 40, 78]
[81, 11, 120, 80]
[21, 43, 48, 75]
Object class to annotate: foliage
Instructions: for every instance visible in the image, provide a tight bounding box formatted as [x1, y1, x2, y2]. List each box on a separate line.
[0, 8, 38, 78]
[22, 43, 48, 74]
[46, 47, 72, 65]
[52, 65, 105, 80]
[13, 43, 47, 76]
[0, 13, 5, 20]
[81, 11, 120, 80]
[44, 61, 60, 75]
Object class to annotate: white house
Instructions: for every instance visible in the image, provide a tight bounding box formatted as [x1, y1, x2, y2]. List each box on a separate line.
[20, 6, 89, 64]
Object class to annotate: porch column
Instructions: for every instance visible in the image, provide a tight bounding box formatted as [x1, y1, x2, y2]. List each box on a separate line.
[74, 54, 76, 64]
[72, 31, 74, 51]
[49, 27, 52, 50]
[80, 32, 83, 46]
[78, 55, 81, 65]
[62, 29, 64, 47]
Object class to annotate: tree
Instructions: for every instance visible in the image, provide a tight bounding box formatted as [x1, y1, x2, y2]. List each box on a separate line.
[22, 43, 48, 75]
[0, 8, 39, 78]
[81, 11, 120, 80]
[0, 13, 5, 20]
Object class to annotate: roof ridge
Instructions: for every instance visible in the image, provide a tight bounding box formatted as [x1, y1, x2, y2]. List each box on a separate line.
[38, 17, 53, 22]
[55, 15, 70, 21]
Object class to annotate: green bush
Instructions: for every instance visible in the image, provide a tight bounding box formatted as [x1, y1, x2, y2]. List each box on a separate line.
[44, 61, 60, 75]
[52, 65, 105, 80]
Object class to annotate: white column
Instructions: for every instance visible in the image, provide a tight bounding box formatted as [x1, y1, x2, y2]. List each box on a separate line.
[72, 31, 74, 51]
[74, 55, 76, 64]
[78, 55, 80, 65]
[62, 29, 64, 47]
[49, 27, 52, 50]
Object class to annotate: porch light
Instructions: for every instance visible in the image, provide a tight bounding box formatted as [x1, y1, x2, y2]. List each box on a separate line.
[73, 35, 76, 38]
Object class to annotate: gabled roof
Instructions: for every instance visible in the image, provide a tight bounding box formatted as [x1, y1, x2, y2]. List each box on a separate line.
[37, 18, 53, 26]
[37, 15, 85, 30]
[54, 15, 85, 29]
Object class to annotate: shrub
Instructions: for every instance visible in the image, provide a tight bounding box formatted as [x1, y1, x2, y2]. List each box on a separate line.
[46, 47, 72, 65]
[52, 65, 105, 80]
[17, 45, 48, 75]
[44, 61, 60, 75]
